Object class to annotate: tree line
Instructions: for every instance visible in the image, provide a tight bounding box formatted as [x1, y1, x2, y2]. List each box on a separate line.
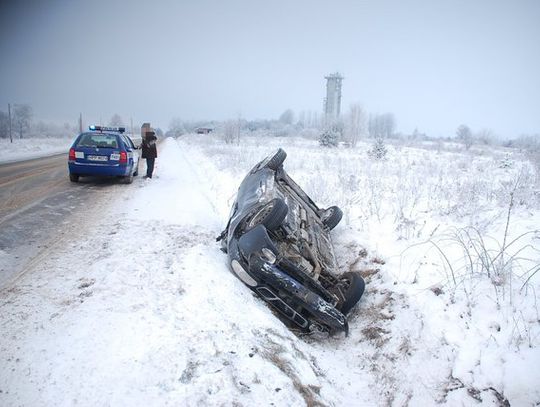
[2, 103, 537, 154]
[0, 104, 33, 140]
[0, 108, 159, 140]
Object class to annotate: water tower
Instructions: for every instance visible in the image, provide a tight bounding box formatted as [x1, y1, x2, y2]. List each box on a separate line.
[323, 72, 344, 119]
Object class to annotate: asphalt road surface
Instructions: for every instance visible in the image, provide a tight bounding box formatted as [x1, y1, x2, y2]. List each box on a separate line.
[0, 154, 126, 287]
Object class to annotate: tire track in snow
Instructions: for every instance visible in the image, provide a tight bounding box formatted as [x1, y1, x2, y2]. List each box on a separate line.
[1, 184, 125, 289]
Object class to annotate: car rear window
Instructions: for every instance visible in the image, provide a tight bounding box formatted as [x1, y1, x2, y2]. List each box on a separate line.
[77, 133, 119, 148]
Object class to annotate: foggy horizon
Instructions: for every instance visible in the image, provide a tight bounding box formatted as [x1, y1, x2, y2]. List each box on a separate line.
[1, 0, 539, 138]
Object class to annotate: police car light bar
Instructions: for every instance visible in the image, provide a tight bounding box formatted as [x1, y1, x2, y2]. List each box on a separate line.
[89, 125, 125, 133]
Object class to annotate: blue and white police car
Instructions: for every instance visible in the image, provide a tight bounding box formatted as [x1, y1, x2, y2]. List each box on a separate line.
[68, 125, 140, 183]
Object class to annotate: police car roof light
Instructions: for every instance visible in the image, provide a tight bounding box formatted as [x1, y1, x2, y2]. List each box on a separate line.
[89, 125, 125, 133]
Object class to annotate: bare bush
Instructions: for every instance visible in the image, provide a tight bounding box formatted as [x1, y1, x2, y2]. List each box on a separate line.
[223, 119, 241, 145]
[456, 124, 473, 150]
[410, 177, 540, 301]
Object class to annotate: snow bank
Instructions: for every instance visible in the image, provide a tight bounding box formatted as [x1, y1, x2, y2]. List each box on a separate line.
[0, 137, 74, 163]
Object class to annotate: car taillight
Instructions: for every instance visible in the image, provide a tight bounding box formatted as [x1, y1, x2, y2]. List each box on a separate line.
[120, 151, 127, 164]
[69, 148, 76, 161]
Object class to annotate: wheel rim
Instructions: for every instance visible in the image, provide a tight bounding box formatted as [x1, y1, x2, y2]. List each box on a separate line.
[333, 276, 352, 303]
[321, 207, 334, 222]
[340, 276, 351, 289]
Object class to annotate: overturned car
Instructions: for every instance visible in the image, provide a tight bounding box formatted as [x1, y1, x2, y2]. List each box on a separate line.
[217, 149, 365, 335]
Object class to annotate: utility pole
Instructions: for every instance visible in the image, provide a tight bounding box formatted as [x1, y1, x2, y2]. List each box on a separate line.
[8, 103, 12, 143]
[79, 113, 83, 133]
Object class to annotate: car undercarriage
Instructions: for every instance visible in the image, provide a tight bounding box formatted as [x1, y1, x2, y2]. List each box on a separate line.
[218, 148, 365, 335]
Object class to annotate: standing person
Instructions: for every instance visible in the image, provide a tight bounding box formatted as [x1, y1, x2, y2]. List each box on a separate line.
[141, 131, 158, 179]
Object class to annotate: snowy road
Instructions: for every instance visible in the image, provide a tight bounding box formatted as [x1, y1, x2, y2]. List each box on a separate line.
[0, 154, 67, 223]
[0, 154, 133, 287]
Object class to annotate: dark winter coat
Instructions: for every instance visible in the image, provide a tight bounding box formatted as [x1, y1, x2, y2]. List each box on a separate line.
[141, 134, 158, 159]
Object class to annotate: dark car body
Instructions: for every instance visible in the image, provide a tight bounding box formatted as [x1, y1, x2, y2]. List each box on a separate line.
[68, 126, 140, 183]
[218, 149, 365, 335]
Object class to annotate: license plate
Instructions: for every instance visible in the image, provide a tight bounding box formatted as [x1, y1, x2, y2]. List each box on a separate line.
[88, 155, 108, 162]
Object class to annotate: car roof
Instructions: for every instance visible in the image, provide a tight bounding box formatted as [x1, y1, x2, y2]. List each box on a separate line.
[79, 131, 120, 137]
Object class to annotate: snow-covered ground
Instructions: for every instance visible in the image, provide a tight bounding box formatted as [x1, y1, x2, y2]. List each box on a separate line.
[1, 135, 539, 406]
[0, 137, 74, 163]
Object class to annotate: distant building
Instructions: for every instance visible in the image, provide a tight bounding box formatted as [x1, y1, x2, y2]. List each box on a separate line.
[196, 127, 214, 134]
[323, 72, 344, 119]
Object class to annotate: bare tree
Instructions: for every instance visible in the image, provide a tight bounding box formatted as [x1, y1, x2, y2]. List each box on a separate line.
[476, 128, 494, 145]
[168, 117, 185, 137]
[456, 124, 473, 150]
[279, 109, 294, 125]
[223, 118, 241, 145]
[381, 113, 395, 138]
[306, 110, 313, 128]
[368, 114, 381, 138]
[345, 104, 367, 147]
[368, 113, 396, 139]
[368, 114, 385, 138]
[410, 127, 425, 140]
[297, 111, 306, 128]
[13, 104, 32, 139]
[0, 111, 8, 139]
[109, 114, 123, 126]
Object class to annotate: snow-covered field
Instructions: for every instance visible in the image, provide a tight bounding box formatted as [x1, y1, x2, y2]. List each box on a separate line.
[0, 137, 74, 163]
[1, 134, 539, 406]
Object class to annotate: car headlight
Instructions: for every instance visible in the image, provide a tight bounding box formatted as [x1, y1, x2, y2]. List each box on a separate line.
[261, 248, 277, 264]
[231, 260, 257, 287]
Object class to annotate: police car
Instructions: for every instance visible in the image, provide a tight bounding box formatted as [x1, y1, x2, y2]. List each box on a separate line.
[68, 125, 140, 183]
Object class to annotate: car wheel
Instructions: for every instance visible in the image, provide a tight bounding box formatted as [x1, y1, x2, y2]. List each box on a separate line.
[133, 163, 139, 176]
[69, 173, 79, 182]
[261, 148, 287, 170]
[123, 173, 134, 184]
[334, 272, 365, 315]
[245, 198, 288, 231]
[320, 206, 343, 230]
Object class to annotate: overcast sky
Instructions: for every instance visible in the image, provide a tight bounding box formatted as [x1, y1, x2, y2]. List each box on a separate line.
[1, 0, 539, 137]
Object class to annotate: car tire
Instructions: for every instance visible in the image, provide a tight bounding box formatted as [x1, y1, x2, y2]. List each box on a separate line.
[262, 148, 287, 170]
[320, 206, 343, 230]
[69, 173, 79, 183]
[245, 198, 288, 231]
[335, 272, 365, 315]
[133, 163, 139, 176]
[123, 173, 134, 184]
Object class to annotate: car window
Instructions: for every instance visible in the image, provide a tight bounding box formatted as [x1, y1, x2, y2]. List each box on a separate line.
[122, 136, 135, 149]
[77, 133, 118, 148]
